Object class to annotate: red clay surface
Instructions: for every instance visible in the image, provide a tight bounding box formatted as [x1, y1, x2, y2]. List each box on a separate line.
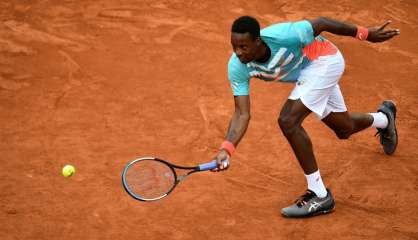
[1, 1, 418, 239]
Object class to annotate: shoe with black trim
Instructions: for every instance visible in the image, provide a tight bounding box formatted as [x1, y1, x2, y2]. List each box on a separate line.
[281, 189, 335, 218]
[376, 100, 398, 155]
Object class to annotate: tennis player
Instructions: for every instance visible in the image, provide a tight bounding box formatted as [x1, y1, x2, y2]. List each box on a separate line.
[213, 16, 399, 218]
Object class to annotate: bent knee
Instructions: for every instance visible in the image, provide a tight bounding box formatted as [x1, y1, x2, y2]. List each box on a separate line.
[278, 115, 299, 135]
[278, 115, 292, 129]
[330, 120, 354, 140]
[335, 126, 353, 139]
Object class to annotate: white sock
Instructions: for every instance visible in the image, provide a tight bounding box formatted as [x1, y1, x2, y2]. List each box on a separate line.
[305, 170, 327, 198]
[370, 112, 388, 129]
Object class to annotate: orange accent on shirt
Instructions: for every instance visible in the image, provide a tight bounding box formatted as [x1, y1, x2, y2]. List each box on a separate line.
[303, 39, 338, 61]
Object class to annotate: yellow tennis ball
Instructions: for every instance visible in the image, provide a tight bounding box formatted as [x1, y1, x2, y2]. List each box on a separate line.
[62, 165, 75, 177]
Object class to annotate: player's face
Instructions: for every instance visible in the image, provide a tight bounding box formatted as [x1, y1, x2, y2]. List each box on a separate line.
[231, 32, 259, 64]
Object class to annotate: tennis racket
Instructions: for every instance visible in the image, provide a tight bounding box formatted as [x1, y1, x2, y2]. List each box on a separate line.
[121, 157, 229, 201]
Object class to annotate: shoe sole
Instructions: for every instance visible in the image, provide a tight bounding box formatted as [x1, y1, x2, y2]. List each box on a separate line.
[281, 205, 336, 218]
[378, 100, 398, 155]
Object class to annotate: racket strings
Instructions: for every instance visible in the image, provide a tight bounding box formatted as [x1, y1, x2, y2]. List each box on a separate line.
[125, 160, 176, 200]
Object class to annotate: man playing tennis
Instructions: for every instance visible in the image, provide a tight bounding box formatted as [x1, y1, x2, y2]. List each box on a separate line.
[213, 16, 400, 218]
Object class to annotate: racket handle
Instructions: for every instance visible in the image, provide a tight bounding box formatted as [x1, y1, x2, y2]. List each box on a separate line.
[198, 159, 229, 171]
[198, 160, 218, 171]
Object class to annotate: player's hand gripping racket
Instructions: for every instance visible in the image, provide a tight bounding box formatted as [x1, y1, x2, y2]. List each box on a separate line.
[122, 157, 229, 201]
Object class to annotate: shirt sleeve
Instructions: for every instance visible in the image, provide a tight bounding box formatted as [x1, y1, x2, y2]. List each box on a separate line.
[262, 20, 315, 48]
[227, 55, 250, 96]
[291, 20, 315, 47]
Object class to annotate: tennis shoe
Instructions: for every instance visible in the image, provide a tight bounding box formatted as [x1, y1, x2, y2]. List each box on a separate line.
[376, 100, 398, 155]
[281, 189, 335, 218]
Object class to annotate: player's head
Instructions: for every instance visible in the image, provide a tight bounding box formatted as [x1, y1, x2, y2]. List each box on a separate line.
[231, 16, 261, 63]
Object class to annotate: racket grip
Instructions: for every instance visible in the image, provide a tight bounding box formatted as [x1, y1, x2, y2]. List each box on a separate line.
[198, 160, 218, 171]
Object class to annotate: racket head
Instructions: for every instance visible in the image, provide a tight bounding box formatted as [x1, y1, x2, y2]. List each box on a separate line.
[122, 157, 178, 201]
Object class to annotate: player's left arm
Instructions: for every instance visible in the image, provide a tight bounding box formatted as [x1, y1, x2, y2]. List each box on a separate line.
[308, 17, 400, 42]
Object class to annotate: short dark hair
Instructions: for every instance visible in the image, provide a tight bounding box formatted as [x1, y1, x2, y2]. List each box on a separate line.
[231, 16, 260, 40]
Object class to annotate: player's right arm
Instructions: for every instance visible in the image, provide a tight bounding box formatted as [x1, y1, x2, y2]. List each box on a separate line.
[213, 55, 251, 171]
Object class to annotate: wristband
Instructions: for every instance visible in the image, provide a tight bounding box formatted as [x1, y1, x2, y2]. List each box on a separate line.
[356, 26, 369, 41]
[221, 140, 235, 156]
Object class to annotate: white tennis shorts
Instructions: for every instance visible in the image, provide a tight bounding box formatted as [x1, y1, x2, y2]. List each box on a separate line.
[289, 51, 346, 119]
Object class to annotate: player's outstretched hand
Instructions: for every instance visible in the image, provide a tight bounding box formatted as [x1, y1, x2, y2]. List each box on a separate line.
[367, 20, 400, 43]
[211, 149, 230, 172]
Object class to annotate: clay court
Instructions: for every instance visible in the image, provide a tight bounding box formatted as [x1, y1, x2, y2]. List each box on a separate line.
[1, 0, 417, 239]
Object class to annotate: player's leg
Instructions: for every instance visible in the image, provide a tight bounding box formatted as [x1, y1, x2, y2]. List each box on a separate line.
[279, 99, 335, 218]
[323, 106, 397, 153]
[320, 85, 397, 154]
